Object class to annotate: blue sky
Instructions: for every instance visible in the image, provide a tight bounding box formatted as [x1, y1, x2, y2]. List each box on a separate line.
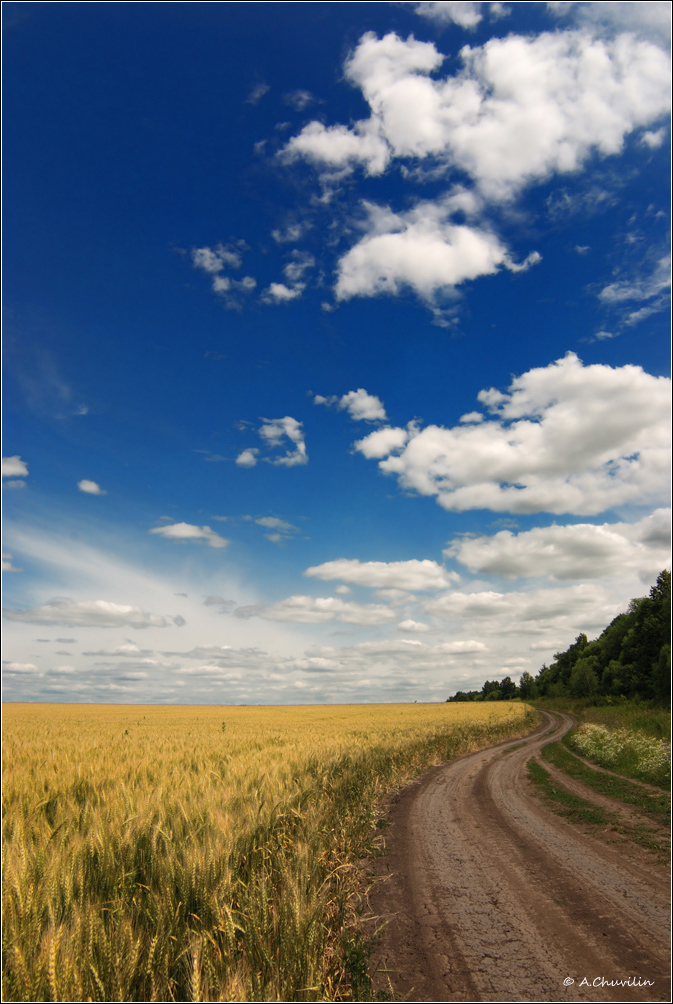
[3, 1, 671, 705]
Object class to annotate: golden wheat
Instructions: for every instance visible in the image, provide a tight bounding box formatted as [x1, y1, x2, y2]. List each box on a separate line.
[3, 701, 534, 1002]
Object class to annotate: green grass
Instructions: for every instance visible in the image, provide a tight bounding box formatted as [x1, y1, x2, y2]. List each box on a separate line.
[527, 759, 610, 826]
[531, 697, 670, 738]
[541, 742, 670, 822]
[528, 755, 669, 859]
[565, 723, 670, 788]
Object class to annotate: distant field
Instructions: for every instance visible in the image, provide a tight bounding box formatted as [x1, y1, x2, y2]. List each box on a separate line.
[3, 701, 534, 1002]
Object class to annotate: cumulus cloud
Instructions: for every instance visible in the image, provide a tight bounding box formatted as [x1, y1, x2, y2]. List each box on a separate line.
[2, 456, 29, 479]
[424, 583, 621, 636]
[3, 661, 40, 674]
[354, 353, 671, 515]
[235, 448, 260, 468]
[547, 2, 672, 49]
[355, 425, 412, 458]
[284, 28, 670, 200]
[3, 599, 167, 629]
[2, 552, 23, 573]
[398, 618, 431, 632]
[234, 595, 397, 625]
[641, 127, 666, 149]
[315, 388, 387, 421]
[78, 479, 106, 495]
[299, 637, 488, 677]
[82, 643, 147, 656]
[304, 557, 457, 591]
[261, 282, 305, 303]
[445, 509, 671, 582]
[409, 2, 484, 28]
[334, 199, 539, 303]
[238, 417, 308, 467]
[149, 522, 230, 549]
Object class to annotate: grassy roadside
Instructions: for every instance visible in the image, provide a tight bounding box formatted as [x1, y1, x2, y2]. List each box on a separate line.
[540, 741, 670, 823]
[527, 757, 669, 859]
[530, 697, 670, 737]
[527, 703, 670, 860]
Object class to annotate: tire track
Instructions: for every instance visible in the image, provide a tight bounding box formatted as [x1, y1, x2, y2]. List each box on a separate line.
[367, 712, 670, 1002]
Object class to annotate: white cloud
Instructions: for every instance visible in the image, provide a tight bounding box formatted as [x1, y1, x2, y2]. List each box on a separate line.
[3, 599, 167, 629]
[284, 29, 670, 200]
[2, 456, 28, 479]
[424, 583, 620, 636]
[238, 419, 308, 468]
[304, 557, 457, 591]
[459, 411, 484, 424]
[246, 82, 270, 105]
[262, 282, 305, 302]
[284, 89, 317, 111]
[192, 244, 242, 273]
[263, 252, 315, 303]
[599, 254, 670, 302]
[398, 618, 430, 632]
[334, 199, 539, 303]
[445, 509, 671, 581]
[283, 251, 315, 283]
[3, 662, 39, 674]
[283, 119, 390, 177]
[2, 552, 23, 573]
[354, 353, 671, 515]
[409, 2, 483, 28]
[236, 448, 260, 468]
[547, 2, 672, 49]
[235, 595, 397, 625]
[256, 516, 298, 533]
[78, 479, 106, 496]
[149, 522, 230, 549]
[316, 388, 388, 421]
[339, 389, 387, 421]
[82, 643, 145, 656]
[271, 222, 306, 244]
[641, 127, 666, 149]
[191, 243, 256, 303]
[354, 424, 411, 458]
[258, 417, 308, 466]
[253, 516, 299, 543]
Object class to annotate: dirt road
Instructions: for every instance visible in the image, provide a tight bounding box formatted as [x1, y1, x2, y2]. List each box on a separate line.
[367, 712, 670, 1002]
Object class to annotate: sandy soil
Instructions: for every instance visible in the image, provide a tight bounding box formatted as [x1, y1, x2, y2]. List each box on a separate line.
[366, 712, 670, 1003]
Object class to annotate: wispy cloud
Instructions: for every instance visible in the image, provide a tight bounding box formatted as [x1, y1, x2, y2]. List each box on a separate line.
[3, 598, 168, 629]
[149, 522, 230, 549]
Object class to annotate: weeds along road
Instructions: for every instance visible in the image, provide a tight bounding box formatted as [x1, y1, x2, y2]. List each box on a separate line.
[368, 711, 670, 1003]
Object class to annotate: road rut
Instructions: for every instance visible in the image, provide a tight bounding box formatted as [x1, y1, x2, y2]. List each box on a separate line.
[367, 712, 670, 1002]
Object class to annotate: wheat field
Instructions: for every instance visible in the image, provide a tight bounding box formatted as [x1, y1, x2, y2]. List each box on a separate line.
[2, 701, 534, 1002]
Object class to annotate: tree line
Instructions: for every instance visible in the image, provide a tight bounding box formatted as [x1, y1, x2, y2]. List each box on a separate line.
[447, 570, 670, 706]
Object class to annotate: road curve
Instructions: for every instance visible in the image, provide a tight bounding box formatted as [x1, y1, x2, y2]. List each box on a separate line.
[367, 711, 670, 1003]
